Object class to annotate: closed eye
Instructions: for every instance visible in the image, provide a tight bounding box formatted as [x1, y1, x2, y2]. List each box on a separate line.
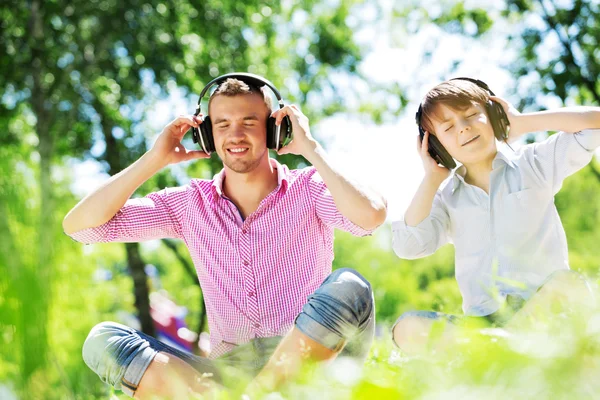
[467, 113, 477, 118]
[444, 125, 454, 132]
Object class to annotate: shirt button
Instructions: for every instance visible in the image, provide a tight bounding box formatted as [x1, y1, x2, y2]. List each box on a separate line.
[242, 227, 249, 234]
[516, 193, 522, 199]
[253, 323, 260, 329]
[248, 291, 255, 297]
[243, 260, 250, 266]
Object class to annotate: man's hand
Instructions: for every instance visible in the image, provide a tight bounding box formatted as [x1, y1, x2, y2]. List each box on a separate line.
[271, 105, 319, 158]
[489, 96, 525, 142]
[150, 115, 210, 167]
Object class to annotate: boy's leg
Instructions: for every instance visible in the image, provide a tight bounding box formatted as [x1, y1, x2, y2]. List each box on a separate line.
[250, 268, 375, 392]
[392, 311, 461, 355]
[82, 321, 222, 399]
[505, 269, 595, 329]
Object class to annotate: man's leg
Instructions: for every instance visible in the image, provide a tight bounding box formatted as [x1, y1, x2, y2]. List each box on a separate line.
[82, 321, 221, 399]
[249, 268, 375, 392]
[392, 311, 461, 355]
[505, 270, 595, 330]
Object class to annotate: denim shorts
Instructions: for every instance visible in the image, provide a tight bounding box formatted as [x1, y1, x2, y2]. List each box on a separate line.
[82, 268, 375, 397]
[391, 293, 526, 339]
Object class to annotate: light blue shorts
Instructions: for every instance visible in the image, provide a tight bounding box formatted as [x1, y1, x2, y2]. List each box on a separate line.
[82, 268, 375, 397]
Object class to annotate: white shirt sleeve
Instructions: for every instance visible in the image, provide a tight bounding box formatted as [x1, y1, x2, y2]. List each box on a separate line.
[525, 129, 600, 194]
[391, 191, 451, 260]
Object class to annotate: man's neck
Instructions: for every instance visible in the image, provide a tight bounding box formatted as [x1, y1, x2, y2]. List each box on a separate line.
[222, 157, 279, 218]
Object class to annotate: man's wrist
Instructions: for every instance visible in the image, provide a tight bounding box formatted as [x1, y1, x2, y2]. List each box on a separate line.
[299, 138, 322, 163]
[143, 149, 169, 172]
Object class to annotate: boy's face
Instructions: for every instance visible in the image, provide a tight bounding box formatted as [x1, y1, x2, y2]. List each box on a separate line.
[209, 93, 271, 173]
[429, 101, 497, 166]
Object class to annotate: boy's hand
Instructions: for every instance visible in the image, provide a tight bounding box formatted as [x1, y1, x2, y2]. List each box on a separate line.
[150, 115, 210, 167]
[419, 131, 450, 183]
[489, 96, 525, 142]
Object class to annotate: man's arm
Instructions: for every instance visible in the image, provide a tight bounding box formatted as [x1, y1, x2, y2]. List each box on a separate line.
[273, 105, 387, 231]
[491, 97, 600, 141]
[63, 115, 208, 234]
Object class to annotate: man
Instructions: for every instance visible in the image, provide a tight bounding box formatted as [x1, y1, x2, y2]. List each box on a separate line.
[63, 74, 387, 398]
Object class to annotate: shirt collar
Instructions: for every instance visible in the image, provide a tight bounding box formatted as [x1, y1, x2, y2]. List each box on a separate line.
[211, 158, 290, 199]
[450, 148, 516, 194]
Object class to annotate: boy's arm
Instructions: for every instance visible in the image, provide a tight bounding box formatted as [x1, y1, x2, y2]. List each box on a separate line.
[273, 105, 387, 231]
[491, 97, 600, 141]
[63, 115, 207, 234]
[392, 131, 452, 259]
[405, 131, 450, 226]
[491, 98, 600, 193]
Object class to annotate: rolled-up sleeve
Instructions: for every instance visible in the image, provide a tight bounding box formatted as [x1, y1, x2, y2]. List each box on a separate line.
[528, 129, 600, 194]
[391, 192, 450, 259]
[68, 185, 193, 244]
[307, 169, 374, 237]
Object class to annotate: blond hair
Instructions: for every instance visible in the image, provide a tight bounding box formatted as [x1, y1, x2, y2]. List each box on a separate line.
[208, 78, 273, 112]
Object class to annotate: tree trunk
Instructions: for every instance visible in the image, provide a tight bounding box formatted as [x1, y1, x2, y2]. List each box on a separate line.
[99, 109, 155, 335]
[162, 239, 207, 334]
[125, 243, 155, 336]
[25, 0, 51, 380]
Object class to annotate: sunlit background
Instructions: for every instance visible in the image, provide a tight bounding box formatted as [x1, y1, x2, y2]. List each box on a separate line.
[1, 0, 599, 398]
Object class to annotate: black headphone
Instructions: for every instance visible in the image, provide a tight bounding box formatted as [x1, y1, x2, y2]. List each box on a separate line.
[415, 77, 510, 170]
[191, 73, 292, 154]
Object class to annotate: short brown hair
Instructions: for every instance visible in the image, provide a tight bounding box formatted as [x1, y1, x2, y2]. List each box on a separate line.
[419, 79, 490, 134]
[208, 78, 273, 113]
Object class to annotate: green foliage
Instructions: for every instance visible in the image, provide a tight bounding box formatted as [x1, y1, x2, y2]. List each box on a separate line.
[433, 2, 493, 36]
[1, 0, 599, 398]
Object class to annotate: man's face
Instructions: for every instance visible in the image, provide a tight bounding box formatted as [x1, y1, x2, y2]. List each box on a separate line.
[209, 94, 270, 173]
[429, 101, 497, 166]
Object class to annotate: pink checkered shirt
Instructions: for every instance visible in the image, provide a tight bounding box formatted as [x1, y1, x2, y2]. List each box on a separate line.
[69, 159, 373, 358]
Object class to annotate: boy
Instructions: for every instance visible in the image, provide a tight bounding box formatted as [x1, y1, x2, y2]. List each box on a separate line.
[392, 77, 600, 353]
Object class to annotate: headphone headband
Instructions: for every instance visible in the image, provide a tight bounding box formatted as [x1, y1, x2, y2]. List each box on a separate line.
[196, 72, 284, 114]
[450, 77, 496, 96]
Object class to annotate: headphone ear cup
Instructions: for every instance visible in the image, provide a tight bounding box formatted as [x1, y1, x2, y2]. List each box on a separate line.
[278, 116, 292, 150]
[486, 101, 510, 142]
[266, 116, 277, 149]
[199, 116, 215, 153]
[266, 116, 292, 150]
[420, 128, 456, 170]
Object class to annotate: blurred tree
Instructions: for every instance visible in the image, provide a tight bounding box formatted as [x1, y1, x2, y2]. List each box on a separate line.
[409, 0, 600, 175]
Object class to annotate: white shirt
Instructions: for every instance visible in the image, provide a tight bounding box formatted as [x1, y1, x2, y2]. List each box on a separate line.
[392, 130, 600, 316]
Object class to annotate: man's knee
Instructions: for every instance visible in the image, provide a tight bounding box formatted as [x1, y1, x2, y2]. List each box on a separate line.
[295, 268, 373, 351]
[323, 268, 374, 324]
[82, 321, 157, 395]
[83, 321, 129, 375]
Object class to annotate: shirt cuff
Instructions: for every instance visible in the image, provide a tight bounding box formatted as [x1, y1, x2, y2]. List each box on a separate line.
[573, 129, 600, 152]
[341, 217, 376, 237]
[391, 217, 431, 248]
[67, 224, 109, 244]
